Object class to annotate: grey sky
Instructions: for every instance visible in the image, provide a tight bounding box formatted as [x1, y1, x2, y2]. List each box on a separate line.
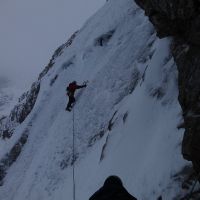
[0, 0, 105, 90]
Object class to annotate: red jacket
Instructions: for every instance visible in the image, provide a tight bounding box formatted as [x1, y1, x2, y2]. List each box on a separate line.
[67, 82, 86, 96]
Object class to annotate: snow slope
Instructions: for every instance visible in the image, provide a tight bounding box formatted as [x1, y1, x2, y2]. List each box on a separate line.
[0, 0, 188, 200]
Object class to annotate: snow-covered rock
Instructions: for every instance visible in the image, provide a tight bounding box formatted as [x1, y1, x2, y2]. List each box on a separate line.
[0, 77, 22, 120]
[0, 1, 190, 200]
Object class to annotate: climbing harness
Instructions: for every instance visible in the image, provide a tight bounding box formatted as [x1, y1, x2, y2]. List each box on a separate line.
[185, 172, 200, 200]
[72, 108, 76, 200]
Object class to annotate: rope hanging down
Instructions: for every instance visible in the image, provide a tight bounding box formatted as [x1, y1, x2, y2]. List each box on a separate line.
[72, 108, 76, 200]
[71, 81, 88, 200]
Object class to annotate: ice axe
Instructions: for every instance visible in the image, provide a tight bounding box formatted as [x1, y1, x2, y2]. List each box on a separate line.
[83, 80, 89, 86]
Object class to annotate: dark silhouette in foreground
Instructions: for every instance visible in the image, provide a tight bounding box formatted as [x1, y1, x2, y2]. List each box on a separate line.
[89, 176, 137, 200]
[65, 81, 87, 111]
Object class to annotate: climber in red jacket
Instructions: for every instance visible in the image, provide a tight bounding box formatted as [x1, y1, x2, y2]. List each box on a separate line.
[66, 81, 87, 111]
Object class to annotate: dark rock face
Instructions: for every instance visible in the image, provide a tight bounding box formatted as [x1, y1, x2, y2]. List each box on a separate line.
[0, 81, 40, 139]
[0, 131, 28, 186]
[134, 0, 200, 44]
[172, 41, 200, 173]
[11, 82, 40, 124]
[135, 0, 200, 173]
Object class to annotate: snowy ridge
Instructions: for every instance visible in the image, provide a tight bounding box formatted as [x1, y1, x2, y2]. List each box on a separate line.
[0, 0, 188, 200]
[0, 78, 22, 119]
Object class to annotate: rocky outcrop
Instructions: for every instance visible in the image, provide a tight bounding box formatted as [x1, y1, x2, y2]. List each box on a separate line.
[134, 0, 200, 44]
[135, 0, 200, 173]
[0, 81, 40, 139]
[38, 31, 78, 80]
[0, 131, 28, 186]
[173, 41, 200, 173]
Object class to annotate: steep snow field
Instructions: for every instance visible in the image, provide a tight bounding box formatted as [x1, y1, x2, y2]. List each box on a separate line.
[0, 0, 188, 200]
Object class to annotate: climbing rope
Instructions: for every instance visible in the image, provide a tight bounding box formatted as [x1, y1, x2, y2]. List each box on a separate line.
[71, 81, 88, 200]
[72, 108, 76, 200]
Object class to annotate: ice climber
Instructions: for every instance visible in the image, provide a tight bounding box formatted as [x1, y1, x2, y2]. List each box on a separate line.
[89, 176, 137, 200]
[66, 81, 87, 111]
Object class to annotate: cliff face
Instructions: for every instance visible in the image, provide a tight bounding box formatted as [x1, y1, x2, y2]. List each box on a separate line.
[134, 0, 200, 43]
[0, 1, 188, 199]
[135, 0, 200, 173]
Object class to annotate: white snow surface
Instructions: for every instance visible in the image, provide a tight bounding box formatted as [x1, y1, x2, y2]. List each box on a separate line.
[0, 0, 188, 200]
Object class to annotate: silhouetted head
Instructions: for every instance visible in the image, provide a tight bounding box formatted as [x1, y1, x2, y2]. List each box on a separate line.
[72, 81, 77, 85]
[103, 176, 123, 187]
[157, 196, 162, 200]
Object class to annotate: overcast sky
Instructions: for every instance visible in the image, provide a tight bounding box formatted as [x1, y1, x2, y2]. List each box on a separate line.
[0, 0, 105, 90]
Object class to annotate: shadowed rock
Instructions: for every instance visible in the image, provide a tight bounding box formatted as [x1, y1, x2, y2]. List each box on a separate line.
[135, 0, 200, 173]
